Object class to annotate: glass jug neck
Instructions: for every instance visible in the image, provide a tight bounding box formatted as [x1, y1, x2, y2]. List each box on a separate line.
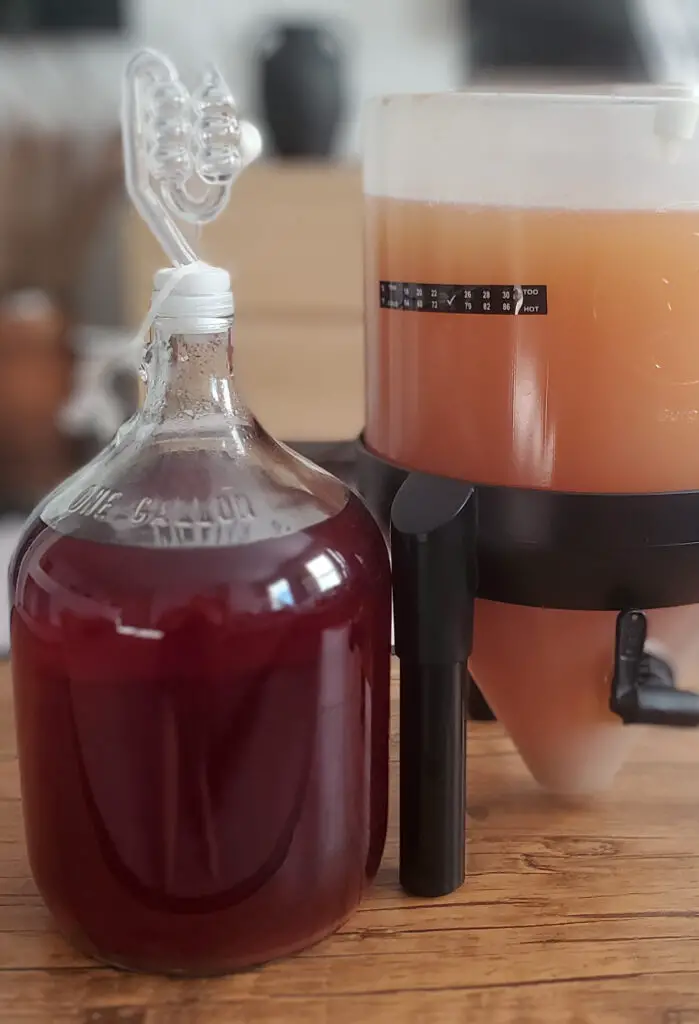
[141, 316, 249, 427]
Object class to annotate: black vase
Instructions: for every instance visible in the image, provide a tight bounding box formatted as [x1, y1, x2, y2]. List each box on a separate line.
[260, 23, 344, 159]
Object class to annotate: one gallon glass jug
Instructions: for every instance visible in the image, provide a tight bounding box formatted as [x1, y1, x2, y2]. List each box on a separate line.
[9, 50, 392, 975]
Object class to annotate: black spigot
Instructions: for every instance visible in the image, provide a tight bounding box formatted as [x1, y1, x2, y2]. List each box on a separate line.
[391, 472, 478, 899]
[611, 609, 699, 727]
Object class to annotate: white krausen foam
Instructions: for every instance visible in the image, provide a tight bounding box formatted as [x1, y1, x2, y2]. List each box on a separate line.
[363, 87, 699, 211]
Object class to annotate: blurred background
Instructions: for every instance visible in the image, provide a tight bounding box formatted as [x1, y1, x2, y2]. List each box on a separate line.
[0, 0, 696, 643]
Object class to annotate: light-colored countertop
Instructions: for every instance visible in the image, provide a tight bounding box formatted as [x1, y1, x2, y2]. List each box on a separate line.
[2, 659, 699, 1023]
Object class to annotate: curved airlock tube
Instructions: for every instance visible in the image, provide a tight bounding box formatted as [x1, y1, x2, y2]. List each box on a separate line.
[121, 48, 262, 265]
[611, 610, 699, 727]
[59, 49, 263, 445]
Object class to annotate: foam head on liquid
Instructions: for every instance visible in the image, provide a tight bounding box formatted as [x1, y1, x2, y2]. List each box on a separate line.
[363, 87, 699, 210]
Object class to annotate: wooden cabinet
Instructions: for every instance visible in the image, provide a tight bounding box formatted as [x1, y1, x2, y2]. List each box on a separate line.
[123, 163, 365, 442]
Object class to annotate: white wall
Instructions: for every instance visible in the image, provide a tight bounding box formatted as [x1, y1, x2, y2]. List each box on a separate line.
[143, 0, 464, 154]
[0, 0, 464, 154]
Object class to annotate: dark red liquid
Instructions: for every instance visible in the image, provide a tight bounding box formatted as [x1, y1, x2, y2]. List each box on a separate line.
[10, 492, 391, 974]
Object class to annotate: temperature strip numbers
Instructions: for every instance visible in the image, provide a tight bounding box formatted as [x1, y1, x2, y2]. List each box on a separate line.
[379, 282, 548, 316]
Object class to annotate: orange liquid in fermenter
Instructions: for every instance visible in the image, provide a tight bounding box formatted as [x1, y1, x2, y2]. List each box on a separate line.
[365, 197, 699, 793]
[365, 197, 699, 494]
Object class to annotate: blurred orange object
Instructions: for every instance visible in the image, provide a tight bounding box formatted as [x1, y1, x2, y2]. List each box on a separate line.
[0, 291, 74, 508]
[0, 129, 122, 509]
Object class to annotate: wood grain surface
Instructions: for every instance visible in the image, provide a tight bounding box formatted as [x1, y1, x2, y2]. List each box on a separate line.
[2, 659, 699, 1023]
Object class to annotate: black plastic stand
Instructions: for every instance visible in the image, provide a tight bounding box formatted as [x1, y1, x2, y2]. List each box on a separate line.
[391, 472, 478, 898]
[400, 664, 468, 897]
[356, 435, 699, 610]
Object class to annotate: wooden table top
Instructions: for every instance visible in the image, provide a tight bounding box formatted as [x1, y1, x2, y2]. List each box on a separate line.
[2, 659, 699, 1024]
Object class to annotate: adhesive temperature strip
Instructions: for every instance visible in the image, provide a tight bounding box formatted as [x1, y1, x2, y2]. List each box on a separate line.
[379, 282, 548, 316]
